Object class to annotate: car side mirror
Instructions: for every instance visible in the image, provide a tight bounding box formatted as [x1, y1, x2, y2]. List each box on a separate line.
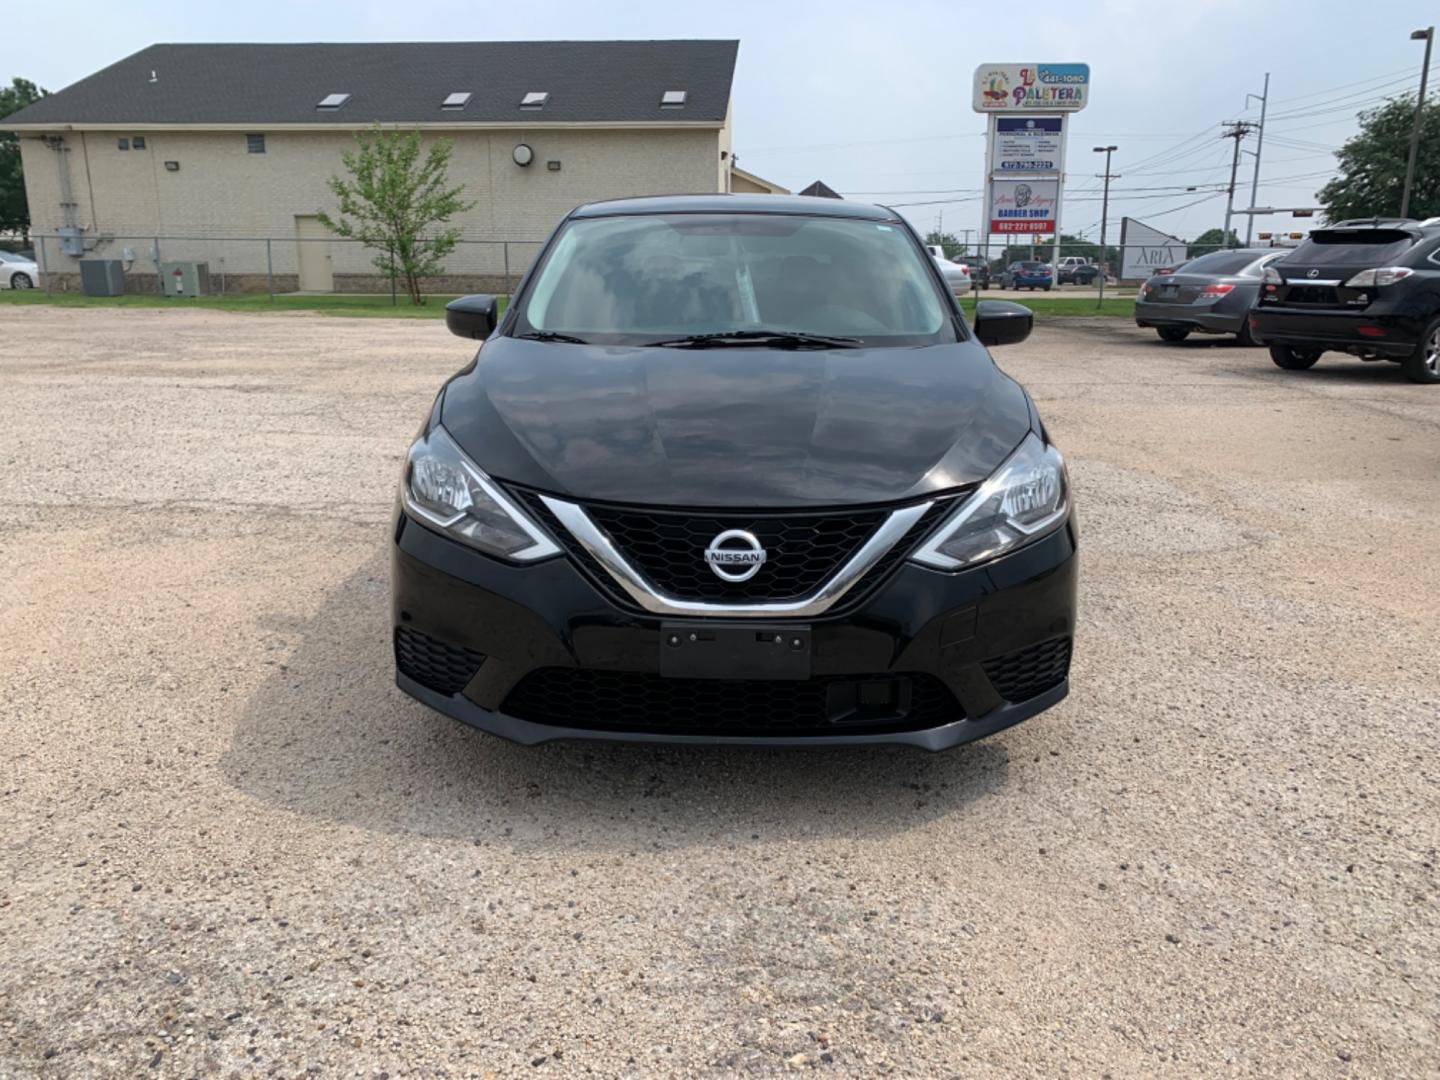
[973, 299, 1033, 347]
[445, 294, 499, 340]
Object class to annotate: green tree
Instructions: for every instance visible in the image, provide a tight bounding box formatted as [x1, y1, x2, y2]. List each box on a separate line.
[1319, 94, 1440, 221]
[924, 230, 969, 260]
[318, 125, 474, 305]
[0, 78, 49, 243]
[1187, 228, 1239, 256]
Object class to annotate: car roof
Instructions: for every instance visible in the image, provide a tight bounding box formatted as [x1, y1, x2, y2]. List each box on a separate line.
[569, 193, 900, 221]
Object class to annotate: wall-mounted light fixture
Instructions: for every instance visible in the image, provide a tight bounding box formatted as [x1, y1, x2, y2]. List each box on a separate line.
[512, 143, 533, 167]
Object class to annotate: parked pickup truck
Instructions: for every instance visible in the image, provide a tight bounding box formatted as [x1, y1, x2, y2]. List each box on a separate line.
[1055, 256, 1099, 285]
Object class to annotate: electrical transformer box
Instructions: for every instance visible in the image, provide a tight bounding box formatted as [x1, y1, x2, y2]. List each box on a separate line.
[159, 261, 211, 297]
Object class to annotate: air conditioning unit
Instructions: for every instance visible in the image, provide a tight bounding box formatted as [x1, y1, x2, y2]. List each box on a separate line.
[78, 259, 125, 297]
[159, 261, 211, 297]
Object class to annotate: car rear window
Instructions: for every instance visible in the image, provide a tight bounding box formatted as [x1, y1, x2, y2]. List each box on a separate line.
[1017, 262, 1047, 270]
[1175, 251, 1262, 275]
[1286, 229, 1415, 266]
[518, 213, 954, 346]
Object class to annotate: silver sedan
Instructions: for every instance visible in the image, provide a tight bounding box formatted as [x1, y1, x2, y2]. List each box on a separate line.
[932, 255, 972, 295]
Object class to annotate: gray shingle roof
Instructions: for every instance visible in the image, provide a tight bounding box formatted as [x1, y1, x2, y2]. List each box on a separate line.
[3, 40, 738, 127]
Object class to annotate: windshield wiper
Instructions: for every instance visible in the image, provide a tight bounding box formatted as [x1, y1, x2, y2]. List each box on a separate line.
[516, 331, 591, 344]
[649, 329, 861, 349]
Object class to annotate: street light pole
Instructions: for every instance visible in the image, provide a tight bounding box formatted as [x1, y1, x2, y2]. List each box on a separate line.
[1093, 145, 1118, 308]
[1401, 26, 1434, 220]
[1245, 74, 1270, 246]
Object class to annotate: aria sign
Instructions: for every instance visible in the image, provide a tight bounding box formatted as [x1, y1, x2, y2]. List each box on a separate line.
[973, 64, 1090, 112]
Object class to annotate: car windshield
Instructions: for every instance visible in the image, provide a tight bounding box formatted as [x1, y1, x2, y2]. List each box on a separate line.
[1175, 251, 1264, 275]
[1285, 229, 1415, 266]
[514, 213, 956, 347]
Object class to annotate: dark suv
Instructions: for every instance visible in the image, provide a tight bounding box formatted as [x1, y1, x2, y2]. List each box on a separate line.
[391, 194, 1077, 750]
[1251, 218, 1440, 383]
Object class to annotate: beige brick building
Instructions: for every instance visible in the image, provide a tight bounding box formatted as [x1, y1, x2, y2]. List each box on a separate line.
[4, 41, 787, 294]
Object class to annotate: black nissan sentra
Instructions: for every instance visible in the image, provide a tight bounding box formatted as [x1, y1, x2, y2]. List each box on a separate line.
[392, 194, 1077, 750]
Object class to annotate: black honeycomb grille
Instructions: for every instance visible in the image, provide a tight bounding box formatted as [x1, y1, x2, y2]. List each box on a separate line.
[394, 627, 485, 695]
[584, 503, 887, 602]
[515, 489, 964, 610]
[982, 637, 1071, 702]
[500, 668, 962, 736]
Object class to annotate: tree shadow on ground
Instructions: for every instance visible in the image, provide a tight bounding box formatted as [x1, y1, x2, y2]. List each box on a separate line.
[222, 550, 1014, 852]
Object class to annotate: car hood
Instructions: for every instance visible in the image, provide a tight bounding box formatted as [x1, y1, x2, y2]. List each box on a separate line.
[440, 337, 1032, 508]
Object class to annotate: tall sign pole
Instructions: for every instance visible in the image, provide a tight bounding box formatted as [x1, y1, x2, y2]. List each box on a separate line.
[973, 63, 1090, 282]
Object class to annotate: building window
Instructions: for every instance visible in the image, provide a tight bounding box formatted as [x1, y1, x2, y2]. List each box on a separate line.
[247, 134, 266, 154]
[132, 136, 147, 150]
[117, 137, 130, 151]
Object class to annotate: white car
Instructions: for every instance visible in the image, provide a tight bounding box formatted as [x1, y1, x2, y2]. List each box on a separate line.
[0, 251, 39, 290]
[932, 254, 972, 295]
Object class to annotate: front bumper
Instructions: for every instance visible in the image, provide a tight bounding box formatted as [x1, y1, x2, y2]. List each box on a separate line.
[1250, 305, 1422, 358]
[391, 511, 1078, 750]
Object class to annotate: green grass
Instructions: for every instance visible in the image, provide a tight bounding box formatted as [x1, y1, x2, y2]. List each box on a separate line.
[3, 288, 1131, 321]
[0, 290, 506, 319]
[958, 295, 1134, 318]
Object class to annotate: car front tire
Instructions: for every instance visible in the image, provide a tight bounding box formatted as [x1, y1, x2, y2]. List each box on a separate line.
[1402, 318, 1440, 383]
[1269, 344, 1322, 370]
[10, 272, 33, 290]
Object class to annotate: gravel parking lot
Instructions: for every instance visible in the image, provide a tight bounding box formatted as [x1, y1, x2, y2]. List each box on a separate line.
[2, 306, 1437, 1077]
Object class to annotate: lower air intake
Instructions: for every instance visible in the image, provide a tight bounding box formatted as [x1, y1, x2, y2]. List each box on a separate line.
[500, 668, 963, 736]
[395, 627, 485, 696]
[982, 637, 1071, 702]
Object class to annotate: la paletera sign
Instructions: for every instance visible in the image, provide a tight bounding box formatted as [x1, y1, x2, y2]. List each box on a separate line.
[973, 64, 1090, 112]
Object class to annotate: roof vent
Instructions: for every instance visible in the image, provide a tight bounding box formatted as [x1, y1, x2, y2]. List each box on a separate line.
[520, 91, 549, 109]
[442, 92, 472, 110]
[317, 93, 351, 110]
[661, 90, 687, 108]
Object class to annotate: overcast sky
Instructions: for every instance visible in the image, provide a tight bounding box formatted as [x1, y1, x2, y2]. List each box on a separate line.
[7, 0, 1437, 245]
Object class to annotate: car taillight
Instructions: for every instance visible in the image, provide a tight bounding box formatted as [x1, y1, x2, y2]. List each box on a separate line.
[958, 264, 969, 274]
[1344, 267, 1412, 288]
[1356, 325, 1386, 338]
[1262, 265, 1283, 285]
[1199, 284, 1235, 297]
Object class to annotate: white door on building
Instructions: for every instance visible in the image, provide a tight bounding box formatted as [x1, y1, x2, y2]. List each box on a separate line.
[294, 215, 333, 292]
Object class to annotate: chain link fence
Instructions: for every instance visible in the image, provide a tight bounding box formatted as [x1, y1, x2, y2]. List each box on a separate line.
[27, 231, 1305, 298]
[954, 238, 1300, 287]
[30, 233, 548, 298]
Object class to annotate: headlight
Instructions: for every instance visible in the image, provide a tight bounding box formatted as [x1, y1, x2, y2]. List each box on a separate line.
[909, 433, 1069, 570]
[402, 426, 559, 561]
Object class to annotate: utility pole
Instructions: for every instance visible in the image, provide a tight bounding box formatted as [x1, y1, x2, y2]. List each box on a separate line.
[1244, 74, 1270, 246]
[1221, 121, 1256, 249]
[1093, 145, 1118, 307]
[1401, 26, 1434, 219]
